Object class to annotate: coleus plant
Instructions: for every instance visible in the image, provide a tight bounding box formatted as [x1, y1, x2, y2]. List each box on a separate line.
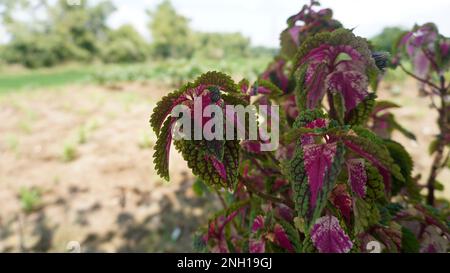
[150, 2, 449, 253]
[392, 23, 450, 207]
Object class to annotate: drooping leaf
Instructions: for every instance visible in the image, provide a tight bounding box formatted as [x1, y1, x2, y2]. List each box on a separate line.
[153, 118, 175, 180]
[150, 88, 187, 135]
[345, 93, 377, 125]
[175, 140, 240, 187]
[342, 128, 404, 193]
[150, 72, 248, 185]
[310, 215, 353, 253]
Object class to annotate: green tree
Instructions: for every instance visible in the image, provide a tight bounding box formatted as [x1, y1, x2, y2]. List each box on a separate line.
[0, 0, 116, 67]
[147, 0, 195, 59]
[101, 24, 149, 63]
[194, 32, 251, 59]
[371, 26, 406, 53]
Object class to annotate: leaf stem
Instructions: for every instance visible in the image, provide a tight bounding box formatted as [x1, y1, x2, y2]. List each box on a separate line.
[239, 175, 294, 209]
[398, 63, 440, 91]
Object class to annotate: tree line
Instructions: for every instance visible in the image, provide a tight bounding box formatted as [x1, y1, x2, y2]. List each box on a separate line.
[0, 0, 274, 68]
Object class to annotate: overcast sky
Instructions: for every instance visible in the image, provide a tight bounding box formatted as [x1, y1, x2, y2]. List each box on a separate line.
[107, 0, 450, 47]
[2, 0, 450, 47]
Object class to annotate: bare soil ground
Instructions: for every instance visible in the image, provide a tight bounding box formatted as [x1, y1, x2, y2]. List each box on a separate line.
[0, 82, 219, 252]
[0, 80, 448, 252]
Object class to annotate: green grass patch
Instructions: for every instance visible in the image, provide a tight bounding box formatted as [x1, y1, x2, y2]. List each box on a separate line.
[0, 67, 92, 94]
[0, 56, 273, 94]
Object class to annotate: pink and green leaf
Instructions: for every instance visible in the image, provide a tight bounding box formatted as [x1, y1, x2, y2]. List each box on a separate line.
[311, 215, 353, 253]
[346, 158, 367, 198]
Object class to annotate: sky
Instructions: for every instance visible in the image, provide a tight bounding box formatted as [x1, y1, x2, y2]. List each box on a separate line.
[106, 0, 450, 47]
[1, 0, 450, 47]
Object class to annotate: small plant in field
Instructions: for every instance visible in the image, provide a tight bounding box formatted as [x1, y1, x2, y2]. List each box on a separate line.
[18, 120, 32, 134]
[6, 134, 19, 153]
[138, 130, 154, 150]
[76, 120, 99, 145]
[19, 187, 42, 213]
[392, 23, 450, 206]
[77, 127, 88, 145]
[62, 142, 78, 162]
[150, 1, 449, 253]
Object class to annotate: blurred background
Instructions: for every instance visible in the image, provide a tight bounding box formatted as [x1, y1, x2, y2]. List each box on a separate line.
[0, 0, 449, 252]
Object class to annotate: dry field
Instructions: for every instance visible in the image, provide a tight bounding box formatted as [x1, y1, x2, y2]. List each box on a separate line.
[0, 79, 448, 252]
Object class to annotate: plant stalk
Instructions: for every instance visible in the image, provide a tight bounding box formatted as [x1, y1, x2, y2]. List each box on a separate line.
[426, 75, 448, 206]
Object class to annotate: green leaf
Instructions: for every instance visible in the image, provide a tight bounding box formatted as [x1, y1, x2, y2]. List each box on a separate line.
[292, 109, 327, 129]
[293, 28, 378, 75]
[278, 219, 302, 253]
[255, 79, 284, 98]
[194, 71, 239, 93]
[288, 147, 310, 221]
[345, 93, 377, 125]
[193, 179, 209, 197]
[428, 139, 439, 155]
[401, 227, 420, 253]
[435, 180, 444, 191]
[384, 140, 416, 197]
[150, 88, 185, 135]
[301, 236, 316, 253]
[174, 139, 240, 188]
[152, 118, 173, 181]
[354, 197, 380, 235]
[365, 163, 387, 204]
[221, 93, 249, 106]
[193, 229, 208, 253]
[294, 64, 308, 110]
[335, 52, 353, 63]
[332, 92, 345, 124]
[343, 128, 405, 189]
[280, 28, 299, 59]
[391, 119, 416, 140]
